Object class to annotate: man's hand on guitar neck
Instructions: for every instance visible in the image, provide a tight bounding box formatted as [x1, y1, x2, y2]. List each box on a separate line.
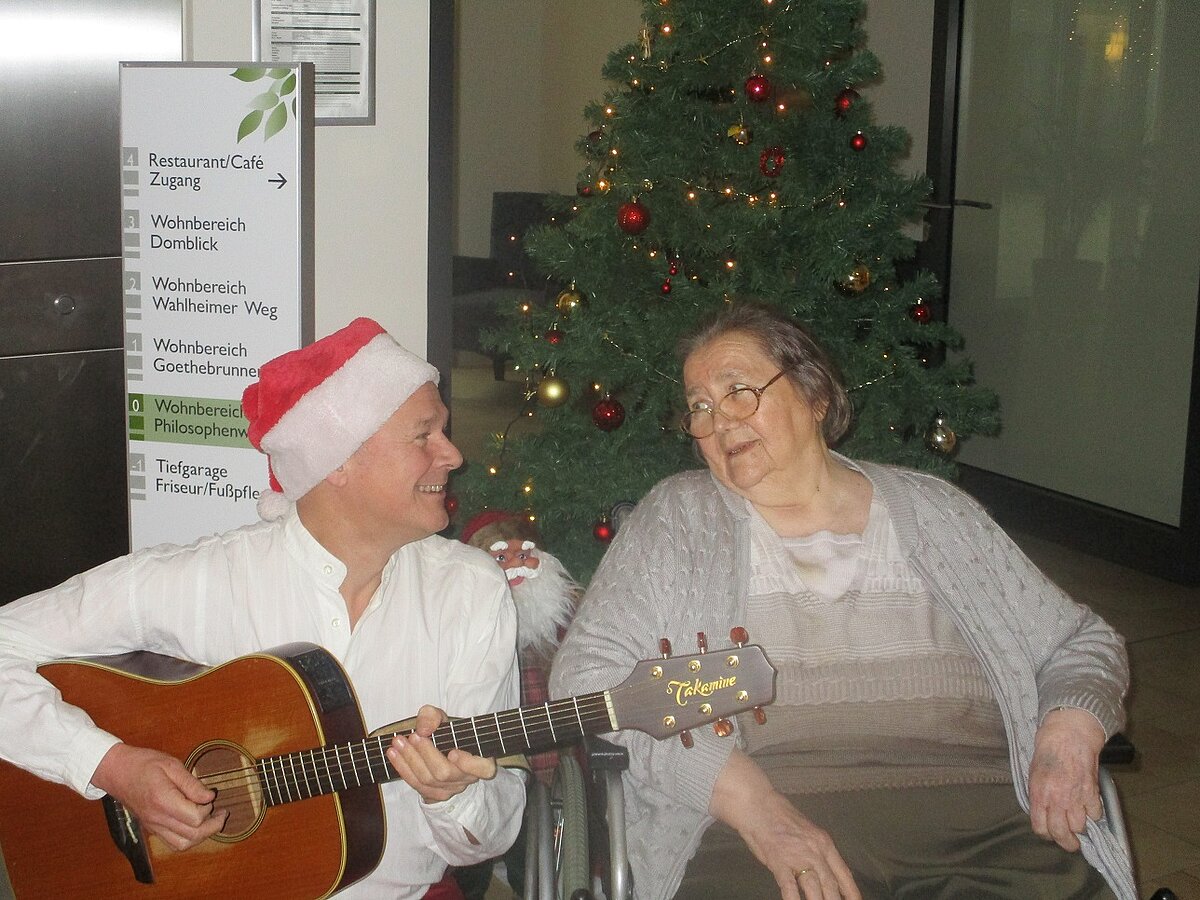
[386, 703, 498, 840]
[91, 742, 229, 851]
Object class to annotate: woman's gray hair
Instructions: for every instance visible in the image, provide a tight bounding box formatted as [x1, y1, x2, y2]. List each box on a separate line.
[678, 303, 853, 444]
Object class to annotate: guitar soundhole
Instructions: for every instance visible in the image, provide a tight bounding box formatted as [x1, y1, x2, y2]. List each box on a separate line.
[187, 741, 264, 842]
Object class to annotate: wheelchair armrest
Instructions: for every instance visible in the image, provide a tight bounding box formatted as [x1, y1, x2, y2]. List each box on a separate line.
[585, 735, 630, 772]
[1099, 732, 1136, 766]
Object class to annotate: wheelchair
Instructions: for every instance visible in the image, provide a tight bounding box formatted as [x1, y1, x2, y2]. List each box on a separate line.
[523, 733, 1172, 900]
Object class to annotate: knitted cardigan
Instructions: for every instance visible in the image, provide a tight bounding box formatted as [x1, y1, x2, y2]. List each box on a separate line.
[549, 457, 1134, 900]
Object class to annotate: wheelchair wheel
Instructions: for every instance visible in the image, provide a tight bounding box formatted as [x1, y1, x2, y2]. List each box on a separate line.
[554, 753, 590, 899]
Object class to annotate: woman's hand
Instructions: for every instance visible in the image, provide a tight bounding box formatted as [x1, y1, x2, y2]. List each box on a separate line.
[711, 749, 861, 900]
[1028, 707, 1107, 852]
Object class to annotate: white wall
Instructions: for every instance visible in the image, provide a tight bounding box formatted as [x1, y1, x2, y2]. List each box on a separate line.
[185, 0, 432, 354]
[861, 0, 935, 179]
[454, 0, 642, 258]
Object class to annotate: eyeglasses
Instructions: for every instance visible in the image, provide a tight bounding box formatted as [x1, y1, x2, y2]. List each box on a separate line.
[680, 371, 788, 439]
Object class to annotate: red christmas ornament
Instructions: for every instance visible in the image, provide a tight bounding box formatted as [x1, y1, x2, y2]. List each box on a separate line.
[617, 200, 651, 234]
[444, 493, 459, 516]
[577, 182, 593, 197]
[744, 73, 772, 103]
[545, 326, 563, 345]
[661, 279, 672, 295]
[835, 88, 859, 116]
[759, 146, 786, 178]
[593, 516, 615, 543]
[850, 131, 868, 151]
[910, 303, 932, 324]
[592, 395, 626, 431]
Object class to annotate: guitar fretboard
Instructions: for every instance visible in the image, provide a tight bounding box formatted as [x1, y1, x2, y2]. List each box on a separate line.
[254, 689, 612, 807]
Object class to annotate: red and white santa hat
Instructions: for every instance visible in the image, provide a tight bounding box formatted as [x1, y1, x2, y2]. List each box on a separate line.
[242, 317, 439, 519]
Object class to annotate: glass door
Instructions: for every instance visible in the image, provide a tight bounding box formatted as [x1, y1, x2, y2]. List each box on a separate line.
[941, 0, 1198, 530]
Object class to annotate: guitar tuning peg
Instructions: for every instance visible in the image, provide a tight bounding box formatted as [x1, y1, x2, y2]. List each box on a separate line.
[729, 626, 748, 646]
[679, 729, 694, 748]
[659, 637, 673, 658]
[753, 706, 767, 725]
[713, 718, 733, 738]
[696, 631, 708, 653]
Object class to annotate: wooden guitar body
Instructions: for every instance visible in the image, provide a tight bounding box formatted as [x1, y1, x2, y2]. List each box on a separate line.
[0, 635, 776, 898]
[0, 645, 383, 899]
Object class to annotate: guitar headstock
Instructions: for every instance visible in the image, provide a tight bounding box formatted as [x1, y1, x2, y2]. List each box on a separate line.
[607, 639, 776, 741]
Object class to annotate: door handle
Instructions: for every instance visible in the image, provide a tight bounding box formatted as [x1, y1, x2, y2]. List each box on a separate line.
[921, 198, 993, 210]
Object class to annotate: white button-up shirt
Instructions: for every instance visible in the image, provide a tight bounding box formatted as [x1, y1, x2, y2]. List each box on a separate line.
[0, 508, 524, 897]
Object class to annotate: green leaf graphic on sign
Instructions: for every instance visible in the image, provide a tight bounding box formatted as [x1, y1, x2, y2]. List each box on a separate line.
[230, 67, 267, 82]
[237, 108, 265, 142]
[248, 90, 279, 110]
[235, 67, 296, 141]
[264, 102, 288, 140]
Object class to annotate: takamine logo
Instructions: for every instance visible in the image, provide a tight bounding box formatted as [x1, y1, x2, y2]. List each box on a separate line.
[667, 675, 736, 706]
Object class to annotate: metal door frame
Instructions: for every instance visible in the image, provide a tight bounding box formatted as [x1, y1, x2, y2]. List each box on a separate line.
[921, 0, 1200, 585]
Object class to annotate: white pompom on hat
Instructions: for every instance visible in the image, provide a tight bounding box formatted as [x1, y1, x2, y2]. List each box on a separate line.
[242, 317, 439, 519]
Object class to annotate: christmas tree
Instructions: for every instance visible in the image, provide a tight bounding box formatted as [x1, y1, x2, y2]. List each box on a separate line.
[452, 0, 999, 581]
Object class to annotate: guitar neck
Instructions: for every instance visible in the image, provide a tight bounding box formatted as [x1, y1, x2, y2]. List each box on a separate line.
[254, 689, 613, 807]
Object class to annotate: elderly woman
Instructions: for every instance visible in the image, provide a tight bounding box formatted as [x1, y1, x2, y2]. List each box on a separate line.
[549, 304, 1132, 900]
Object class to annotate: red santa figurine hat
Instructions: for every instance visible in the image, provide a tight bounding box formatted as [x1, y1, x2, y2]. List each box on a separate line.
[242, 317, 439, 519]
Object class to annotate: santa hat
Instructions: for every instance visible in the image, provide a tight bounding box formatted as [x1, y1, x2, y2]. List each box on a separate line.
[242, 317, 439, 519]
[460, 509, 539, 549]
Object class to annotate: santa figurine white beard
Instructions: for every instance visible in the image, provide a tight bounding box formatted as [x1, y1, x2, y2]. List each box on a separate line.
[507, 549, 578, 658]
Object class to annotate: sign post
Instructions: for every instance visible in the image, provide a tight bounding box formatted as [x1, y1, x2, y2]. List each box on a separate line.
[119, 63, 314, 550]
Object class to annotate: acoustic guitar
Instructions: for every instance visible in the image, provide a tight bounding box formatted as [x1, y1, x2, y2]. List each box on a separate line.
[0, 635, 775, 898]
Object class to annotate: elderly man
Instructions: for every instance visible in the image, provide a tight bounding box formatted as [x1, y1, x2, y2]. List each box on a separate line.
[0, 318, 524, 898]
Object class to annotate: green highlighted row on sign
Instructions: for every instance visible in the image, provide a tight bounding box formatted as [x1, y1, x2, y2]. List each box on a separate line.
[128, 393, 252, 449]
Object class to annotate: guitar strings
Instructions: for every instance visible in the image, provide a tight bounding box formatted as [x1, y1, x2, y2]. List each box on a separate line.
[194, 690, 616, 798]
[187, 675, 718, 813]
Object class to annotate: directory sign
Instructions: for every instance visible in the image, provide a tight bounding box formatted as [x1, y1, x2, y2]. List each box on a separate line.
[120, 62, 314, 549]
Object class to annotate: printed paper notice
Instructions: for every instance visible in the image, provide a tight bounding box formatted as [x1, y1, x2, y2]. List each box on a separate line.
[259, 0, 374, 124]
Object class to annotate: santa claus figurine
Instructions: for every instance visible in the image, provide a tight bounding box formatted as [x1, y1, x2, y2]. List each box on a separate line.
[460, 510, 578, 674]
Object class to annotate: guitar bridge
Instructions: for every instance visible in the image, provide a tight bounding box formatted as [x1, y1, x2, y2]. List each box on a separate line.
[102, 795, 154, 884]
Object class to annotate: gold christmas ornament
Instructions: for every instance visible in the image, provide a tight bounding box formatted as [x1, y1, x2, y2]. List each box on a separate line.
[727, 123, 752, 145]
[536, 374, 570, 407]
[843, 263, 871, 293]
[927, 416, 958, 454]
[555, 287, 584, 315]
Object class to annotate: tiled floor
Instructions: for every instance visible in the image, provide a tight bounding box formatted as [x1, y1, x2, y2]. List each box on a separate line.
[1014, 531, 1200, 899]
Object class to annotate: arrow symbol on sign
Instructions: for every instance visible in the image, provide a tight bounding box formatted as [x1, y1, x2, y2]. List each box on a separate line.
[268, 173, 287, 189]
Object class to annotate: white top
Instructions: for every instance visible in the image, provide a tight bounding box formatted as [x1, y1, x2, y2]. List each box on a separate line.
[0, 508, 525, 898]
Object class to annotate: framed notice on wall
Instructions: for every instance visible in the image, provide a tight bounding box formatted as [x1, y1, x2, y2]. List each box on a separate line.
[254, 0, 376, 125]
[119, 62, 315, 550]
